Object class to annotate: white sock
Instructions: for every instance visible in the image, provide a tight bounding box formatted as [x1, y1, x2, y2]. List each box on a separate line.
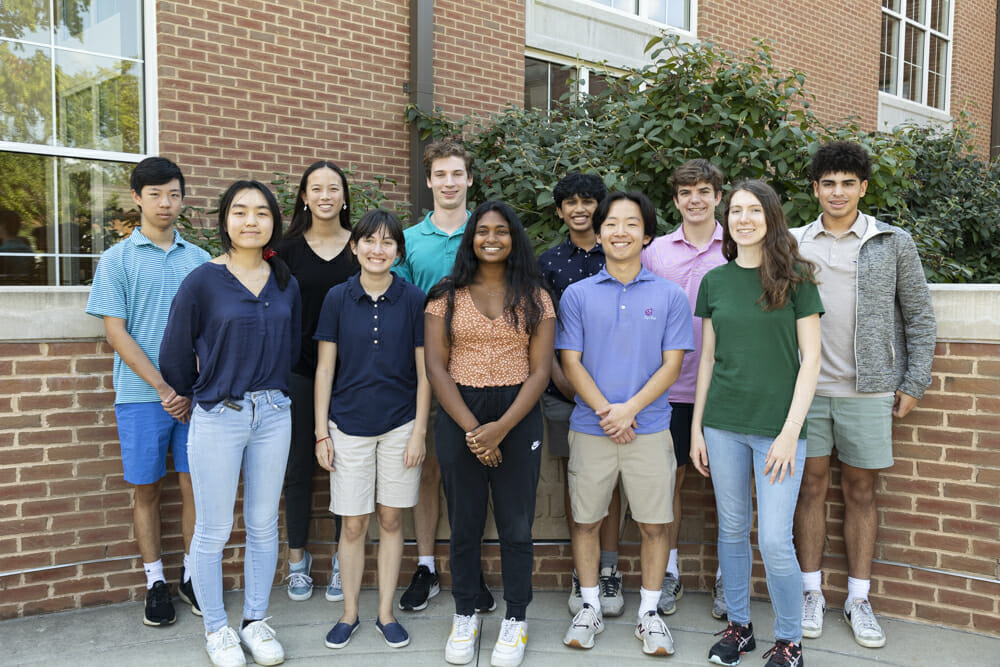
[143, 559, 165, 590]
[846, 577, 870, 608]
[182, 554, 192, 582]
[580, 585, 601, 612]
[715, 567, 722, 580]
[418, 556, 436, 574]
[801, 570, 822, 594]
[638, 587, 660, 618]
[666, 549, 679, 578]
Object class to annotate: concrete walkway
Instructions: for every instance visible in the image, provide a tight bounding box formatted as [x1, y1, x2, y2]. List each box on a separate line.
[3, 586, 996, 665]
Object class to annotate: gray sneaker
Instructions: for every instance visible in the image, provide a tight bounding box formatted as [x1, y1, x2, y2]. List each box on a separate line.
[657, 572, 683, 615]
[568, 570, 583, 615]
[801, 590, 825, 638]
[712, 576, 728, 620]
[599, 566, 624, 617]
[844, 598, 886, 648]
[285, 551, 313, 601]
[563, 603, 603, 649]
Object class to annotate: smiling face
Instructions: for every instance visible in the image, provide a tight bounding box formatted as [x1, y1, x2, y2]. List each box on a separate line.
[226, 188, 274, 251]
[472, 210, 512, 264]
[131, 178, 183, 233]
[352, 224, 400, 277]
[426, 155, 472, 213]
[813, 170, 867, 228]
[301, 167, 345, 224]
[727, 189, 767, 250]
[599, 199, 649, 263]
[673, 179, 721, 228]
[556, 194, 600, 234]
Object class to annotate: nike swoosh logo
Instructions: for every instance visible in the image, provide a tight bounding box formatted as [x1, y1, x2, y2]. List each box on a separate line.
[531, 441, 541, 450]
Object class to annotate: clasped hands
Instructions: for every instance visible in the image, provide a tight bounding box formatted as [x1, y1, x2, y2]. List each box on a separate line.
[597, 402, 638, 444]
[466, 421, 507, 468]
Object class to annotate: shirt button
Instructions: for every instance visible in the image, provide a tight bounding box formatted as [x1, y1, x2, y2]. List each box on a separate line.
[621, 305, 626, 310]
[374, 315, 378, 319]
[374, 327, 378, 332]
[374, 340, 379, 344]
[374, 304, 378, 308]
[264, 302, 269, 307]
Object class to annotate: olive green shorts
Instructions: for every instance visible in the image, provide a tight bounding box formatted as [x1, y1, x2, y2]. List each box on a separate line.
[805, 395, 895, 469]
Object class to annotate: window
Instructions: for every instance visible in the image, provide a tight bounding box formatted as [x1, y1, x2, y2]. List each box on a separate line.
[589, 0, 691, 31]
[880, 0, 951, 110]
[525, 57, 617, 111]
[0, 0, 153, 286]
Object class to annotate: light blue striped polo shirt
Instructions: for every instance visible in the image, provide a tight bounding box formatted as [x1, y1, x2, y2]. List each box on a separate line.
[86, 228, 210, 404]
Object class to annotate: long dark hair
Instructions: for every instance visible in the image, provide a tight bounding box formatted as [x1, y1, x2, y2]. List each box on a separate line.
[218, 180, 292, 290]
[722, 179, 816, 311]
[283, 160, 351, 240]
[426, 200, 549, 342]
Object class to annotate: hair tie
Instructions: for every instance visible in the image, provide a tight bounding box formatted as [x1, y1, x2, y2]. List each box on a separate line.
[262, 249, 277, 260]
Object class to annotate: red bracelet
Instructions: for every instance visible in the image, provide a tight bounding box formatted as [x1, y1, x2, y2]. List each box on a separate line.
[316, 436, 331, 444]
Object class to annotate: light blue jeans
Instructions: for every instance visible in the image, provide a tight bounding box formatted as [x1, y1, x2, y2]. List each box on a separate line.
[704, 426, 806, 643]
[188, 390, 291, 633]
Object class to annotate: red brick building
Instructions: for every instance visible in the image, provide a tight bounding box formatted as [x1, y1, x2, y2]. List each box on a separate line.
[1, 0, 998, 635]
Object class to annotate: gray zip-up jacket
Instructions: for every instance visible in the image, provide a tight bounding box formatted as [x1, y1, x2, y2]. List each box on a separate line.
[792, 214, 937, 399]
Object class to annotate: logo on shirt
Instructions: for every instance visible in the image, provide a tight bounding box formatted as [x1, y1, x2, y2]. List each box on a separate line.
[531, 440, 541, 451]
[643, 308, 656, 320]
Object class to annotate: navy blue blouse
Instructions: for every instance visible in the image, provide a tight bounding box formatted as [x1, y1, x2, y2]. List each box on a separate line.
[161, 262, 302, 409]
[314, 273, 425, 437]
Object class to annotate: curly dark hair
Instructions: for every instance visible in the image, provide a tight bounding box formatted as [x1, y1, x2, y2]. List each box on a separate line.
[553, 172, 607, 208]
[722, 180, 816, 311]
[809, 141, 872, 183]
[426, 200, 550, 342]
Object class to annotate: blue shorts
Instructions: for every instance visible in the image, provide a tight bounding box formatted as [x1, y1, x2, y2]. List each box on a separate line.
[115, 402, 190, 484]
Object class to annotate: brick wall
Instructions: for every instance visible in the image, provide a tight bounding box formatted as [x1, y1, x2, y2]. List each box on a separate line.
[700, 0, 997, 156]
[1, 330, 998, 635]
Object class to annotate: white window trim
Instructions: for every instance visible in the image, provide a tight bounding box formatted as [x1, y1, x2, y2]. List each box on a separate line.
[525, 50, 631, 110]
[0, 0, 159, 287]
[880, 0, 954, 113]
[575, 0, 698, 35]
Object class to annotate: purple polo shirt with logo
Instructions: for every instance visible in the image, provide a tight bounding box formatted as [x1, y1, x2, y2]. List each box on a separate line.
[641, 222, 725, 403]
[555, 266, 694, 436]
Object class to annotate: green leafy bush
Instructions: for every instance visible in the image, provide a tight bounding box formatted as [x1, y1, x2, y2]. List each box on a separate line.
[408, 34, 998, 282]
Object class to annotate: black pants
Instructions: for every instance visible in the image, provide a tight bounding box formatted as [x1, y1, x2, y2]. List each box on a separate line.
[436, 385, 542, 620]
[284, 371, 339, 549]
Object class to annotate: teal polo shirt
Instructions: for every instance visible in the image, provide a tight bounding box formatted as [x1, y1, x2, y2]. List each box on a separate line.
[86, 228, 210, 404]
[392, 210, 469, 293]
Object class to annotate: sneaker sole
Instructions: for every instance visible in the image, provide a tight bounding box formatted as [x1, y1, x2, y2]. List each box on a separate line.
[711, 608, 728, 621]
[490, 649, 526, 667]
[445, 647, 475, 664]
[376, 624, 410, 648]
[802, 625, 823, 639]
[142, 615, 177, 627]
[475, 599, 497, 613]
[325, 590, 344, 602]
[398, 582, 440, 611]
[325, 624, 360, 649]
[178, 589, 204, 617]
[635, 627, 674, 656]
[844, 614, 886, 648]
[243, 648, 284, 667]
[709, 654, 742, 666]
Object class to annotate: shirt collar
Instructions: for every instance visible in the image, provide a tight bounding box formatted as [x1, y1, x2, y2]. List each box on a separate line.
[594, 265, 657, 286]
[420, 210, 471, 236]
[130, 228, 185, 248]
[665, 221, 723, 247]
[806, 212, 868, 240]
[558, 236, 604, 256]
[346, 272, 404, 304]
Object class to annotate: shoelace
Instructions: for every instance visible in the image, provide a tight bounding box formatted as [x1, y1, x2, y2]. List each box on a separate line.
[150, 583, 171, 605]
[642, 613, 670, 637]
[713, 622, 743, 644]
[600, 572, 620, 597]
[498, 618, 520, 643]
[210, 627, 241, 651]
[802, 592, 822, 618]
[329, 571, 341, 588]
[284, 571, 313, 588]
[762, 640, 797, 665]
[453, 615, 476, 638]
[572, 606, 599, 628]
[851, 601, 881, 633]
[246, 617, 277, 642]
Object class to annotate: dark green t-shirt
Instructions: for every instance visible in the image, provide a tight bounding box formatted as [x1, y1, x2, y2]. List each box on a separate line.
[695, 261, 824, 438]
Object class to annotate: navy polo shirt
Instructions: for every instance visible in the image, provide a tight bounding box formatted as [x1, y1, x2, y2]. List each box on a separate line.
[314, 273, 426, 437]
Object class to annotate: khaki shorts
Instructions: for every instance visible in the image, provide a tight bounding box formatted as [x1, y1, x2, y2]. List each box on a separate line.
[328, 419, 421, 516]
[567, 429, 676, 525]
[805, 395, 895, 469]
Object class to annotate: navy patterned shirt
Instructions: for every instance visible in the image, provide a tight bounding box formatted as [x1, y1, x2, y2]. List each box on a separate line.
[538, 237, 605, 301]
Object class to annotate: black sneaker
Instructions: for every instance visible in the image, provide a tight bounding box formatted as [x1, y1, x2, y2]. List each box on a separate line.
[178, 573, 202, 616]
[762, 639, 803, 667]
[143, 580, 176, 626]
[475, 573, 496, 613]
[398, 565, 440, 611]
[708, 621, 755, 666]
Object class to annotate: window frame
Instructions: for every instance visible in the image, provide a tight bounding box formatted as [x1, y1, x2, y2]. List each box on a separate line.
[879, 0, 954, 112]
[0, 0, 159, 287]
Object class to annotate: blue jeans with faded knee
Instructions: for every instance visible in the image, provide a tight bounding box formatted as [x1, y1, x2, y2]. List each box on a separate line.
[705, 426, 806, 643]
[188, 390, 291, 633]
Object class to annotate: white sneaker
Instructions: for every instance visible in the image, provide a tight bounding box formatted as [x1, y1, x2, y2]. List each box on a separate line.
[491, 618, 527, 667]
[205, 626, 246, 667]
[635, 610, 675, 656]
[844, 598, 886, 648]
[568, 570, 583, 615]
[599, 566, 625, 617]
[563, 603, 604, 649]
[801, 590, 826, 638]
[238, 618, 285, 666]
[445, 613, 481, 664]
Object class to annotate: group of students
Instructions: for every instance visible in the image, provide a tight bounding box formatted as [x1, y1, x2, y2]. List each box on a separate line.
[86, 137, 935, 667]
